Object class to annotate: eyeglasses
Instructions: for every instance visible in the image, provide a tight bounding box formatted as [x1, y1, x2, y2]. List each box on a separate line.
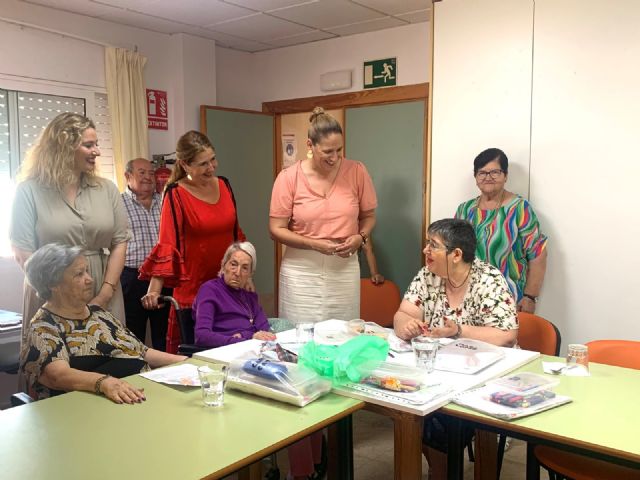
[425, 239, 448, 251]
[476, 169, 504, 180]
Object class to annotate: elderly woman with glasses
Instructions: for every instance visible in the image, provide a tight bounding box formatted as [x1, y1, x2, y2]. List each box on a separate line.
[193, 242, 276, 348]
[394, 218, 517, 346]
[393, 219, 518, 479]
[455, 148, 548, 313]
[20, 243, 187, 404]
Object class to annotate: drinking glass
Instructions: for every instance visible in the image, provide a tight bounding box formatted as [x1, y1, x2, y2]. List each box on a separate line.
[566, 344, 589, 372]
[198, 364, 229, 407]
[296, 322, 315, 344]
[348, 319, 365, 335]
[411, 336, 440, 373]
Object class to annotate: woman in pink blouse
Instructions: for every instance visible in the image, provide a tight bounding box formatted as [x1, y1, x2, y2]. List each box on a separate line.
[269, 107, 377, 480]
[270, 107, 377, 324]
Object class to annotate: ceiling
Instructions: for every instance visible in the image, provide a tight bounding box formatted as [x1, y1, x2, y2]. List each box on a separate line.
[21, 0, 430, 52]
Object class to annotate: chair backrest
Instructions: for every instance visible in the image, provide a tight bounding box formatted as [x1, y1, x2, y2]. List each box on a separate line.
[359, 279, 401, 328]
[584, 340, 640, 369]
[517, 312, 561, 356]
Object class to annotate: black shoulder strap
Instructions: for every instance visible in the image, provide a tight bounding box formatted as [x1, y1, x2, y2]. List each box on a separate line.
[163, 183, 183, 255]
[219, 175, 239, 242]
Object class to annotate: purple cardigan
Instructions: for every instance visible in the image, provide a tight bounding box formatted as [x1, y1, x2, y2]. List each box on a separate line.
[193, 275, 270, 348]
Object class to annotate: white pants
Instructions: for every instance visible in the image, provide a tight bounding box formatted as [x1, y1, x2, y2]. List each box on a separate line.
[279, 247, 360, 323]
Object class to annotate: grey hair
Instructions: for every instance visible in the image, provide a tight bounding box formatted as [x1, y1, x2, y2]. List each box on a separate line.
[220, 242, 257, 274]
[24, 243, 85, 300]
[125, 157, 150, 174]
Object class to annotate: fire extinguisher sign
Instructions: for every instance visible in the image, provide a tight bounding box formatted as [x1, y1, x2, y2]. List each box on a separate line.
[147, 89, 168, 130]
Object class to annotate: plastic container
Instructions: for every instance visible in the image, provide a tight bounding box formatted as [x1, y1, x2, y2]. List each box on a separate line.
[363, 322, 390, 341]
[358, 361, 428, 393]
[348, 319, 365, 335]
[227, 354, 332, 407]
[314, 319, 352, 345]
[486, 372, 559, 409]
[488, 372, 559, 395]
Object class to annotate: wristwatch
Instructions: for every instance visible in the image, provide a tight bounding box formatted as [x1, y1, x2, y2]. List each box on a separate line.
[359, 231, 368, 246]
[523, 293, 538, 303]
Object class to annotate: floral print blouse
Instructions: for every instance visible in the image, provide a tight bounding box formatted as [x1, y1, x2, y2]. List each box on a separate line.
[403, 258, 518, 331]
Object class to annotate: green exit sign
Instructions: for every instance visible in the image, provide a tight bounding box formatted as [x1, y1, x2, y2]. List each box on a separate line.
[363, 57, 397, 89]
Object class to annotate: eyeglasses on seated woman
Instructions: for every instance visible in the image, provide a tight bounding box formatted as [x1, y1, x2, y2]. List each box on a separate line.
[20, 243, 187, 404]
[394, 218, 518, 347]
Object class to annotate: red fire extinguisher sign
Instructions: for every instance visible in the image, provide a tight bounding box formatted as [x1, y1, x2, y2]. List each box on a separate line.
[147, 89, 168, 130]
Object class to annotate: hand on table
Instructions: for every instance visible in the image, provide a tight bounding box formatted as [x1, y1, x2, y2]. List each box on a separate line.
[370, 273, 385, 285]
[100, 377, 146, 404]
[253, 331, 277, 341]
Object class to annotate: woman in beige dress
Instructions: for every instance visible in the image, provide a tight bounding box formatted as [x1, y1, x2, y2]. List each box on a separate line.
[10, 112, 129, 344]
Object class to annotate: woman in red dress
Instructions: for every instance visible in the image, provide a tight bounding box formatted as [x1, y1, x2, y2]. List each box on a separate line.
[140, 131, 246, 354]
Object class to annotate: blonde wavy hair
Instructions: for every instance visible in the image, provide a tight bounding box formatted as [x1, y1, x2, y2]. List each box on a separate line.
[18, 112, 97, 190]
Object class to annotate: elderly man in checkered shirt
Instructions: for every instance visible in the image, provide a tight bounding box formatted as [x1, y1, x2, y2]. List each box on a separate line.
[120, 158, 172, 351]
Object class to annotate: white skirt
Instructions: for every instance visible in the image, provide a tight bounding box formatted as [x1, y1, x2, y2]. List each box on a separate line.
[279, 247, 360, 323]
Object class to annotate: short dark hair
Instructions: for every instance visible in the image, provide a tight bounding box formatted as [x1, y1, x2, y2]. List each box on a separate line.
[473, 148, 509, 176]
[428, 219, 476, 263]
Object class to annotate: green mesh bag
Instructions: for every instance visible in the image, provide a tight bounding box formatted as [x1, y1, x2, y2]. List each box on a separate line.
[299, 335, 389, 385]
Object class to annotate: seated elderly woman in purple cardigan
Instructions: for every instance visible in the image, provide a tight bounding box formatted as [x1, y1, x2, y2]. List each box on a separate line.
[193, 242, 276, 348]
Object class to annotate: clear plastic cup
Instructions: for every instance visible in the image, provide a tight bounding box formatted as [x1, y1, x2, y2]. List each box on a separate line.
[566, 344, 589, 372]
[198, 364, 228, 407]
[348, 319, 365, 335]
[411, 336, 440, 373]
[296, 322, 315, 344]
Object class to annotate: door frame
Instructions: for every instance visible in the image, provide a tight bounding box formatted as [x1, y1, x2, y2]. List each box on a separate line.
[263, 84, 430, 315]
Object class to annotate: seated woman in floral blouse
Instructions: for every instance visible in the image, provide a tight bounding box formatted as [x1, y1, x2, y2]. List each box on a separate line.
[394, 218, 517, 346]
[393, 218, 518, 478]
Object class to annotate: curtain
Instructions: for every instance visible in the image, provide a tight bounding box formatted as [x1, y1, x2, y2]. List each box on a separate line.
[105, 47, 148, 191]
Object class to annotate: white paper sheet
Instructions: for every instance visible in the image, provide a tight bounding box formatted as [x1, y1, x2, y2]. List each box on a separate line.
[139, 364, 201, 386]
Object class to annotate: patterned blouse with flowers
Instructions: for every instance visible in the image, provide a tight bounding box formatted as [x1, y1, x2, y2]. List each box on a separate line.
[403, 258, 518, 331]
[20, 305, 150, 399]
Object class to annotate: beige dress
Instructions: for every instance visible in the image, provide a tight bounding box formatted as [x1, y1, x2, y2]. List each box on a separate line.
[10, 175, 130, 341]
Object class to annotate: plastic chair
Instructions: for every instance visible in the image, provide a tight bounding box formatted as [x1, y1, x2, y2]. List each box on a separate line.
[359, 279, 401, 328]
[534, 340, 640, 480]
[517, 312, 562, 356]
[496, 312, 562, 477]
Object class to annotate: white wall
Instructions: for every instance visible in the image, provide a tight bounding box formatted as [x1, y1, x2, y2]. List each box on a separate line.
[529, 0, 640, 345]
[216, 22, 430, 111]
[0, 0, 217, 157]
[432, 0, 640, 348]
[431, 0, 534, 221]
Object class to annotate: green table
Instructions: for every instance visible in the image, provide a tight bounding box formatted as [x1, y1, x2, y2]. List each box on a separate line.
[442, 356, 640, 479]
[0, 361, 362, 480]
